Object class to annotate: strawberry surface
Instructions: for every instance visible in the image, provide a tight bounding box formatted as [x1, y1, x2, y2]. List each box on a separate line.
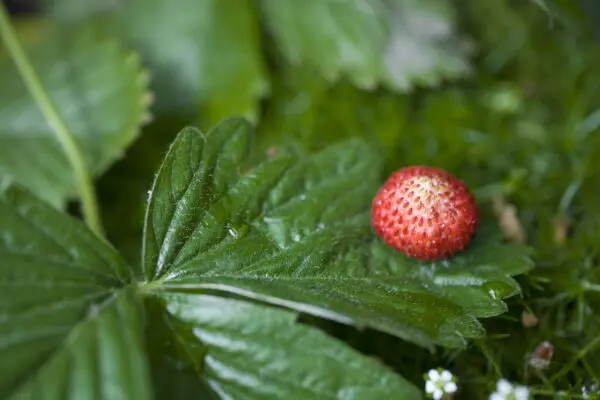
[371, 166, 479, 260]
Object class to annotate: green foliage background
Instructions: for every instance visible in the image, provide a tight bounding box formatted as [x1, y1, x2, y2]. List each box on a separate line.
[2, 0, 600, 398]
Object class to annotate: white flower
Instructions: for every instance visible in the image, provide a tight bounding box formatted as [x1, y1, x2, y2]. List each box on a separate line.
[583, 382, 599, 399]
[489, 379, 530, 400]
[424, 368, 458, 400]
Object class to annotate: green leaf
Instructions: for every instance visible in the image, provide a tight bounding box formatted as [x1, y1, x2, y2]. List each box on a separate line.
[143, 117, 534, 350]
[260, 0, 471, 92]
[0, 184, 151, 399]
[0, 19, 150, 207]
[160, 292, 422, 399]
[115, 0, 268, 123]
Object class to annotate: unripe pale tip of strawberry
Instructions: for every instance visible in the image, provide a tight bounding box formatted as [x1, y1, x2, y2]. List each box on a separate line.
[371, 166, 479, 261]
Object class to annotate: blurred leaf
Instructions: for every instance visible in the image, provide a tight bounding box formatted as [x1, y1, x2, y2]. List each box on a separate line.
[114, 0, 268, 124]
[46, 0, 268, 123]
[0, 184, 151, 399]
[160, 293, 422, 399]
[261, 0, 471, 92]
[143, 117, 533, 350]
[380, 0, 473, 89]
[0, 19, 150, 207]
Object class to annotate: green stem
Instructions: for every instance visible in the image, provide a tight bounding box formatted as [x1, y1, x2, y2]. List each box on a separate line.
[547, 335, 600, 385]
[0, 5, 103, 236]
[475, 341, 503, 378]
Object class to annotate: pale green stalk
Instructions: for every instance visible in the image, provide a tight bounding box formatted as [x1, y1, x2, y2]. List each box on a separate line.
[0, 5, 104, 236]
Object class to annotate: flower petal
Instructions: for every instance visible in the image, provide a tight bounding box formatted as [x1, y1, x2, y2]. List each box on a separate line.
[444, 381, 458, 394]
[429, 369, 440, 381]
[489, 393, 505, 400]
[433, 390, 444, 400]
[514, 386, 530, 400]
[425, 381, 436, 394]
[497, 379, 513, 394]
[440, 370, 453, 382]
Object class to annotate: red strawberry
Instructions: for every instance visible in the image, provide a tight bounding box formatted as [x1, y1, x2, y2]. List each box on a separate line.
[371, 166, 479, 261]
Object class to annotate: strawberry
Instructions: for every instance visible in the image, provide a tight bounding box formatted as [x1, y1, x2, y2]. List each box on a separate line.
[371, 166, 479, 261]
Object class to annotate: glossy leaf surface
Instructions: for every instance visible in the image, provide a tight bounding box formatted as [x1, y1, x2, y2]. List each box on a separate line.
[160, 293, 422, 399]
